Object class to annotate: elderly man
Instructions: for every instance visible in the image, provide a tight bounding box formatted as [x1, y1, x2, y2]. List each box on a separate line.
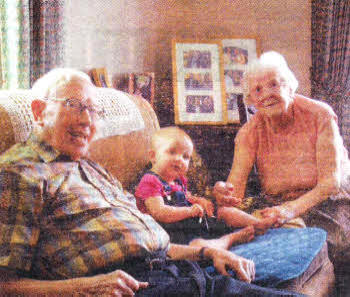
[0, 68, 304, 297]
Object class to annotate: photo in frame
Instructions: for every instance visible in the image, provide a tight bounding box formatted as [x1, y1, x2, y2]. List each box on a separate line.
[129, 72, 155, 106]
[172, 39, 227, 125]
[90, 68, 111, 88]
[222, 38, 258, 123]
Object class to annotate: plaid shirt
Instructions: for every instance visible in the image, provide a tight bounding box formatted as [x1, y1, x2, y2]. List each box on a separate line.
[0, 134, 169, 279]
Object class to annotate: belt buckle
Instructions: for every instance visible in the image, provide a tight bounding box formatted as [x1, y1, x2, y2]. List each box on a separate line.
[149, 258, 163, 271]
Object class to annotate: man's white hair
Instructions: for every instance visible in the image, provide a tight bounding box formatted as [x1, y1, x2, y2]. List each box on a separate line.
[31, 68, 93, 99]
[243, 51, 299, 105]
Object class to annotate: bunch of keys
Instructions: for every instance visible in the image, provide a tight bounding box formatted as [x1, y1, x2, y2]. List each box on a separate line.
[199, 214, 210, 231]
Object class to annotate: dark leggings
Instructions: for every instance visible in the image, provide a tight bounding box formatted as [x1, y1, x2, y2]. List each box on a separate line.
[160, 216, 231, 245]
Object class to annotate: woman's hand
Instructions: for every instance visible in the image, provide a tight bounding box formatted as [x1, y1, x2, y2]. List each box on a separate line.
[206, 248, 255, 283]
[213, 181, 242, 207]
[190, 204, 205, 218]
[84, 270, 149, 297]
[260, 205, 295, 227]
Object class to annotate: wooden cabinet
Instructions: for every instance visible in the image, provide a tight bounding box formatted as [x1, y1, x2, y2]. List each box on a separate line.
[179, 125, 239, 185]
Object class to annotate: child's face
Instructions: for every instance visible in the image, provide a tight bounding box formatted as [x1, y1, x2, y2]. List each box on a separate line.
[151, 136, 193, 182]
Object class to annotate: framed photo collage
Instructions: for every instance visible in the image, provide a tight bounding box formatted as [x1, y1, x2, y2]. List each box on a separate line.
[172, 38, 258, 125]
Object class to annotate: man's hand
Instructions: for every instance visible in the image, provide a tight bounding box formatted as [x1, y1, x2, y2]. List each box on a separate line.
[206, 248, 255, 283]
[213, 181, 242, 207]
[87, 270, 149, 296]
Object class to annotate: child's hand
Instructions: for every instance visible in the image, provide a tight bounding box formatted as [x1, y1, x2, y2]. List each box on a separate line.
[190, 204, 204, 218]
[195, 197, 214, 217]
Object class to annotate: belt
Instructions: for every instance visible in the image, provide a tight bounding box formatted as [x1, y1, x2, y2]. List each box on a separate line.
[120, 250, 168, 273]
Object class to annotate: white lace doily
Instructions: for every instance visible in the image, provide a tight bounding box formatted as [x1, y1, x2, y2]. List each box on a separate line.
[0, 88, 145, 143]
[94, 88, 145, 139]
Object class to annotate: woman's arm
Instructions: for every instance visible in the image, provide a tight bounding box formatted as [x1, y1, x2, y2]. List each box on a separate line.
[262, 117, 342, 221]
[167, 244, 255, 283]
[0, 268, 148, 297]
[214, 129, 256, 207]
[284, 118, 341, 216]
[145, 196, 204, 223]
[227, 133, 256, 199]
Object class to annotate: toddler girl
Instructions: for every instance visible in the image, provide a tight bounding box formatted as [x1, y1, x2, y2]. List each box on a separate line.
[135, 127, 274, 250]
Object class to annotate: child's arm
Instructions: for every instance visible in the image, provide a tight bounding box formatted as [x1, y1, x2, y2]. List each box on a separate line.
[187, 193, 214, 217]
[145, 196, 204, 223]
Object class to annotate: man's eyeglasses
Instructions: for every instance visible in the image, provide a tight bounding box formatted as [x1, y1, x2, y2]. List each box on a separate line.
[49, 98, 105, 118]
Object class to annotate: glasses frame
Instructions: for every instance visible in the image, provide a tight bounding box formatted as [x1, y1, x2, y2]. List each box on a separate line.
[48, 98, 105, 118]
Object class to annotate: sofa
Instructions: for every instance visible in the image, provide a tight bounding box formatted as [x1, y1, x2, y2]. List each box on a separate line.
[0, 87, 334, 296]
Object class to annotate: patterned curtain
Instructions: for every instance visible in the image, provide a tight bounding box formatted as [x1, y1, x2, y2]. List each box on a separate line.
[0, 0, 30, 89]
[29, 0, 64, 85]
[311, 1, 350, 149]
[0, 0, 64, 89]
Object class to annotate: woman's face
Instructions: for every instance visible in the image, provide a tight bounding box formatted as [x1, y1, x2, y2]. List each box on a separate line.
[247, 69, 293, 118]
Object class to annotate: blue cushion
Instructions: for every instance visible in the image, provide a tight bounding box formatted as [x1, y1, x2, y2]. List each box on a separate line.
[205, 227, 327, 287]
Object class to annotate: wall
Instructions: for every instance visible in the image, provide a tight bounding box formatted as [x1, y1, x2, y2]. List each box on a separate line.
[64, 0, 311, 96]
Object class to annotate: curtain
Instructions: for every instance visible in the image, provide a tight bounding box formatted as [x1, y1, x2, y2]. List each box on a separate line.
[29, 0, 64, 86]
[311, 0, 350, 148]
[0, 0, 64, 89]
[0, 0, 30, 89]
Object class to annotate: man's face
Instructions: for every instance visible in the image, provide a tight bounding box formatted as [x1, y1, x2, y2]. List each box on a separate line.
[41, 80, 99, 160]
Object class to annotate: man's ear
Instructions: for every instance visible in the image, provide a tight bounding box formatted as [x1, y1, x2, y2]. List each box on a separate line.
[31, 99, 47, 125]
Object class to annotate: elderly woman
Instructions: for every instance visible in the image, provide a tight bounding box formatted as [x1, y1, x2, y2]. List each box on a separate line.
[215, 51, 350, 266]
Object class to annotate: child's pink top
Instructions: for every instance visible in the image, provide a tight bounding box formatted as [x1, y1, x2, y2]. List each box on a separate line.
[135, 173, 188, 213]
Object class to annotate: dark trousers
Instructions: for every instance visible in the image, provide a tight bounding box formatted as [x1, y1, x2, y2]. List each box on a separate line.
[127, 260, 306, 297]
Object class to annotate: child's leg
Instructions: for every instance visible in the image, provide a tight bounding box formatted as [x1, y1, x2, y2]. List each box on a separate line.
[252, 209, 306, 228]
[189, 226, 254, 250]
[217, 206, 277, 234]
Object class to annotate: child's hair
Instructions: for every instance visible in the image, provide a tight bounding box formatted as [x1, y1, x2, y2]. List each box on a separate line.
[151, 126, 193, 152]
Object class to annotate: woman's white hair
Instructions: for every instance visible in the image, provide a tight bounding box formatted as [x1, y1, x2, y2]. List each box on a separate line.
[31, 68, 93, 99]
[243, 51, 299, 105]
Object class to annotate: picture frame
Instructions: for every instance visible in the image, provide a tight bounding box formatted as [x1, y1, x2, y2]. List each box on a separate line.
[172, 39, 227, 125]
[129, 72, 155, 106]
[114, 74, 130, 93]
[90, 68, 111, 88]
[221, 38, 258, 123]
